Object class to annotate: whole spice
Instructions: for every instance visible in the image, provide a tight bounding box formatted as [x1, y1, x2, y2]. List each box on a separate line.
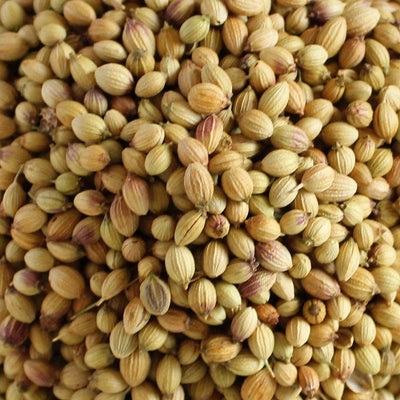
[0, 1, 400, 399]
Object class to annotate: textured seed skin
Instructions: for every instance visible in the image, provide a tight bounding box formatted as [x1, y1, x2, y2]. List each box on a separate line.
[2, 1, 400, 398]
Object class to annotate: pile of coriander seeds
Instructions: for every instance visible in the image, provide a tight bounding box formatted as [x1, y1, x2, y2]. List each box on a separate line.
[1, 0, 400, 398]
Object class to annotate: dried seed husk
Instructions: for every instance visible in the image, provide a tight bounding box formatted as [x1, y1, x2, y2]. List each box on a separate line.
[261, 149, 299, 177]
[178, 61, 200, 97]
[138, 320, 168, 352]
[221, 167, 253, 202]
[177, 137, 208, 167]
[248, 322, 274, 365]
[269, 272, 293, 302]
[144, 143, 173, 176]
[156, 308, 191, 335]
[271, 125, 311, 154]
[227, 349, 263, 376]
[213, 282, 241, 313]
[209, 150, 244, 175]
[48, 266, 85, 300]
[179, 14, 210, 44]
[209, 363, 236, 388]
[154, 354, 181, 395]
[191, 47, 219, 68]
[122, 173, 151, 216]
[39, 291, 71, 332]
[195, 114, 223, 154]
[285, 79, 306, 116]
[23, 359, 56, 388]
[315, 16, 346, 58]
[316, 173, 357, 203]
[284, 316, 310, 348]
[300, 164, 335, 193]
[201, 334, 241, 364]
[258, 80, 289, 119]
[297, 44, 328, 70]
[230, 307, 258, 343]
[84, 342, 115, 369]
[225, 0, 264, 15]
[122, 18, 155, 55]
[121, 235, 146, 262]
[256, 241, 292, 272]
[327, 294, 351, 322]
[241, 367, 276, 400]
[323, 77, 346, 104]
[121, 236, 146, 262]
[314, 238, 339, 264]
[12, 203, 47, 233]
[120, 348, 151, 388]
[71, 113, 110, 144]
[245, 215, 281, 243]
[321, 122, 359, 147]
[140, 275, 171, 316]
[280, 209, 311, 236]
[222, 258, 256, 285]
[188, 277, 217, 317]
[344, 5, 380, 37]
[181, 359, 207, 385]
[123, 297, 151, 335]
[4, 286, 36, 324]
[0, 32, 29, 61]
[301, 269, 340, 300]
[354, 344, 381, 375]
[222, 16, 248, 56]
[201, 62, 232, 97]
[248, 60, 276, 94]
[335, 238, 360, 282]
[302, 298, 326, 326]
[353, 314, 376, 346]
[165, 244, 195, 288]
[199, 0, 227, 26]
[174, 210, 207, 246]
[109, 195, 139, 237]
[92, 39, 127, 63]
[273, 361, 297, 387]
[365, 38, 390, 74]
[238, 109, 273, 141]
[90, 368, 127, 394]
[374, 102, 398, 144]
[367, 148, 393, 178]
[249, 170, 269, 195]
[0, 315, 29, 348]
[327, 145, 356, 176]
[245, 28, 278, 53]
[331, 348, 356, 382]
[341, 267, 378, 302]
[302, 216, 331, 247]
[188, 82, 229, 115]
[0, 145, 31, 175]
[135, 71, 167, 98]
[202, 240, 229, 278]
[372, 267, 400, 302]
[238, 269, 275, 302]
[204, 213, 230, 239]
[150, 216, 175, 244]
[96, 304, 118, 334]
[310, 0, 343, 21]
[260, 45, 295, 75]
[269, 175, 299, 208]
[97, 268, 130, 306]
[308, 322, 338, 348]
[184, 162, 214, 209]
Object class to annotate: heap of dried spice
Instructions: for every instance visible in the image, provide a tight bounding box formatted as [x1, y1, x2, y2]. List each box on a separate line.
[1, 0, 400, 399]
